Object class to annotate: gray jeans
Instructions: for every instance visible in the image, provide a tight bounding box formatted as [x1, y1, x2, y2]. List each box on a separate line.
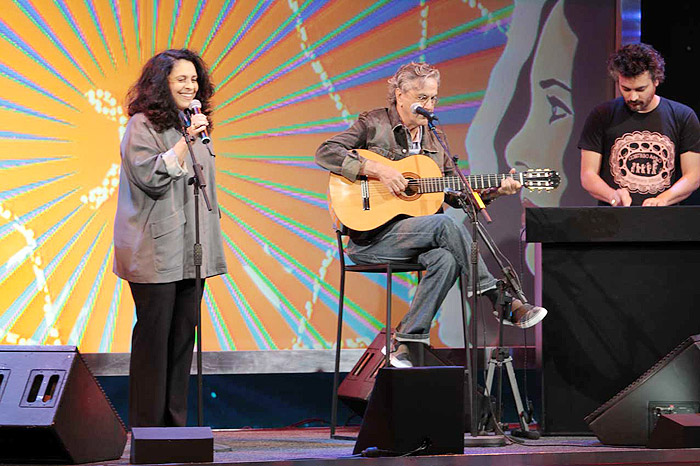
[347, 214, 498, 344]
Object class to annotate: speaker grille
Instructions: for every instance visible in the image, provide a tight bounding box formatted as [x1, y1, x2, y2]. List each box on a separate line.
[0, 369, 9, 402]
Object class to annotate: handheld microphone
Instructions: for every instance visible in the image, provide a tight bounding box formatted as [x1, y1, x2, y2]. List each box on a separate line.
[187, 99, 211, 144]
[410, 102, 438, 122]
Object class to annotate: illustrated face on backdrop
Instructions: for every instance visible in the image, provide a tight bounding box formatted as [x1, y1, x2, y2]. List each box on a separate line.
[438, 0, 582, 347]
[504, 0, 577, 209]
[168, 59, 199, 111]
[618, 71, 659, 113]
[395, 77, 439, 129]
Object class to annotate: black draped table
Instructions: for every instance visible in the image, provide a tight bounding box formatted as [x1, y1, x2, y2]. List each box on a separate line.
[526, 206, 700, 434]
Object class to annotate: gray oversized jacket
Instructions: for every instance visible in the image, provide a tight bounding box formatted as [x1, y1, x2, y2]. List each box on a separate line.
[113, 113, 227, 283]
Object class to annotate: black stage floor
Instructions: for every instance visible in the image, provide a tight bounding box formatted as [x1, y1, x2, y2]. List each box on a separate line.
[8, 427, 699, 466]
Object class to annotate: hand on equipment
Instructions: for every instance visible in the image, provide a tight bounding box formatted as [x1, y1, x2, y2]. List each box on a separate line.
[610, 188, 632, 206]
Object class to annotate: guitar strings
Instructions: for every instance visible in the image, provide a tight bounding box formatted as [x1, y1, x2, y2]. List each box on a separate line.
[361, 173, 551, 193]
[363, 176, 517, 194]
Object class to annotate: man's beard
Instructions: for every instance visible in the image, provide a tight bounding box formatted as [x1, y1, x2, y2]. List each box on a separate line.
[625, 98, 649, 112]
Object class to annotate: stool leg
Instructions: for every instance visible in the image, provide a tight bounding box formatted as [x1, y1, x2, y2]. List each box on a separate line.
[384, 266, 392, 367]
[330, 267, 346, 438]
[413, 269, 424, 366]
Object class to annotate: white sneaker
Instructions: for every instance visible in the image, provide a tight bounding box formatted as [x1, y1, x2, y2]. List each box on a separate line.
[380, 341, 413, 368]
[494, 300, 547, 329]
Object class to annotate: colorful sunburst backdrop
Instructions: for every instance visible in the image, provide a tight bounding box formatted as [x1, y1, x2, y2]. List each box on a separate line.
[0, 0, 524, 353]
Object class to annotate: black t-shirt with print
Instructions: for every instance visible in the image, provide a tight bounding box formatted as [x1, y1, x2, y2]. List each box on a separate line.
[578, 96, 700, 205]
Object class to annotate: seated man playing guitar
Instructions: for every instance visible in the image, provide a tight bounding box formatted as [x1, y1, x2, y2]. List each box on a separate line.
[315, 62, 548, 368]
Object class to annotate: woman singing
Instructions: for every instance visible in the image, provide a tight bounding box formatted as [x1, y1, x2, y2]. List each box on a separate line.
[113, 49, 227, 427]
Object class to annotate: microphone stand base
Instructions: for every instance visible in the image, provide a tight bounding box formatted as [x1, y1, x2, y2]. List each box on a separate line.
[511, 429, 541, 440]
[464, 434, 507, 447]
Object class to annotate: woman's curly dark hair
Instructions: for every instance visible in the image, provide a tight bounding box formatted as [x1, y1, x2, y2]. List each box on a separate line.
[126, 49, 214, 133]
[607, 43, 665, 84]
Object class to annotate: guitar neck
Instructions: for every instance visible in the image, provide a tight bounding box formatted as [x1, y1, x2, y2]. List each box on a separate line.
[416, 173, 522, 193]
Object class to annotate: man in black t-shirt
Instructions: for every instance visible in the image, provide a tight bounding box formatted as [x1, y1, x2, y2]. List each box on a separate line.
[579, 43, 700, 206]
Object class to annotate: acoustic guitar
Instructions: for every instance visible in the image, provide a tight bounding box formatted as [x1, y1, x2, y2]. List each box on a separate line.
[328, 149, 560, 231]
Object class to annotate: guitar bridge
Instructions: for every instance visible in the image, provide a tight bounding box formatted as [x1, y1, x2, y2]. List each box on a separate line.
[361, 178, 370, 210]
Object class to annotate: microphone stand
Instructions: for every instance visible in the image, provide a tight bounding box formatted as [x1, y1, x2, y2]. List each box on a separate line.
[472, 220, 540, 440]
[426, 117, 506, 447]
[179, 112, 213, 427]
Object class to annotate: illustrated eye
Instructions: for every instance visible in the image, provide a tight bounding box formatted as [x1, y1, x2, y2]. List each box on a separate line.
[546, 94, 572, 124]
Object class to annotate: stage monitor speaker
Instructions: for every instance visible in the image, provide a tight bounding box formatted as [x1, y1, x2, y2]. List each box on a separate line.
[0, 345, 127, 464]
[352, 366, 464, 456]
[131, 427, 214, 464]
[584, 334, 700, 446]
[338, 330, 451, 417]
[647, 414, 700, 449]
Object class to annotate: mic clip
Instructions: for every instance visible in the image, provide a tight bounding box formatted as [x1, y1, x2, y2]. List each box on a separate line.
[410, 103, 438, 122]
[444, 187, 466, 198]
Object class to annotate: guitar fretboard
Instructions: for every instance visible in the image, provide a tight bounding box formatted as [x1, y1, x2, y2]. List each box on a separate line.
[409, 173, 523, 193]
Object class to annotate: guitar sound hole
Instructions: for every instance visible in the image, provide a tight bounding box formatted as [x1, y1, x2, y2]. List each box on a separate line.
[404, 182, 419, 197]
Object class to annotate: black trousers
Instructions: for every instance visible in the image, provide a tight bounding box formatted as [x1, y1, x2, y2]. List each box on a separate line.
[128, 279, 204, 427]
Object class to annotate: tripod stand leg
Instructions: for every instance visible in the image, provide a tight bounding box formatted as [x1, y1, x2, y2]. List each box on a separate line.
[504, 358, 541, 439]
[504, 358, 528, 432]
[484, 356, 496, 397]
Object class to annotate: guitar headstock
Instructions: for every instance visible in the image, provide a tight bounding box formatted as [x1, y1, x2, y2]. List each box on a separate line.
[522, 169, 561, 191]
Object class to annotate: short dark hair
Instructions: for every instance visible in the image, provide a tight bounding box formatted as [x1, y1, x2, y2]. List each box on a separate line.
[126, 49, 214, 133]
[607, 43, 665, 84]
